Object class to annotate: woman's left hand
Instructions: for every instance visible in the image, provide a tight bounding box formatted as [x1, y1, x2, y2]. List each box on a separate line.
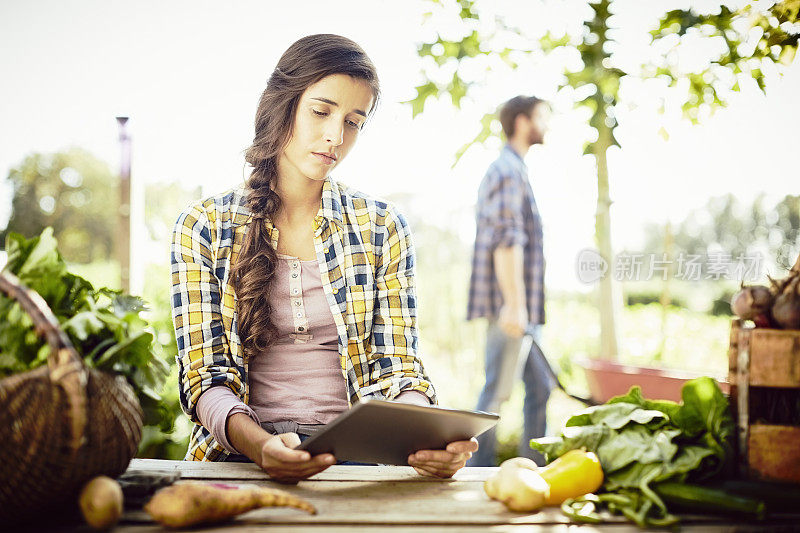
[408, 438, 479, 478]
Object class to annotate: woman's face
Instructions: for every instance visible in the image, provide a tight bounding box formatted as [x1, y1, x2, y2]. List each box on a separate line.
[279, 74, 375, 183]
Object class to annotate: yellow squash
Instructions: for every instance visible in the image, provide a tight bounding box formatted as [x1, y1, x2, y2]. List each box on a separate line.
[538, 449, 604, 505]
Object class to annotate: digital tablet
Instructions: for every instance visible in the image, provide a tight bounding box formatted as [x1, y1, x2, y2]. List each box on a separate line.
[296, 399, 499, 465]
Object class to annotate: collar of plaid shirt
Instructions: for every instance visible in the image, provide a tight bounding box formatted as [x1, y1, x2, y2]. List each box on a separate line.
[234, 175, 346, 237]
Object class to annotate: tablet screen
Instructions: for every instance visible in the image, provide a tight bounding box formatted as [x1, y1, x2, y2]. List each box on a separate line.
[296, 399, 499, 465]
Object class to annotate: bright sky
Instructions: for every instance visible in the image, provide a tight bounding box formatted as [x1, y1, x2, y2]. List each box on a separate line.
[1, 0, 798, 291]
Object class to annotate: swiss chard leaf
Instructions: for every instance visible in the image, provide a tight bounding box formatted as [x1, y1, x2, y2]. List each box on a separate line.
[532, 378, 734, 528]
[597, 426, 681, 474]
[566, 402, 668, 430]
[608, 385, 682, 422]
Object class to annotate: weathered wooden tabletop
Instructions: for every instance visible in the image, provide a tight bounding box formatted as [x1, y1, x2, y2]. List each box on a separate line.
[53, 459, 800, 532]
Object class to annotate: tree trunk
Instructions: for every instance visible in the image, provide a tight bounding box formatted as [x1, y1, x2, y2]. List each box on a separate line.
[593, 120, 621, 360]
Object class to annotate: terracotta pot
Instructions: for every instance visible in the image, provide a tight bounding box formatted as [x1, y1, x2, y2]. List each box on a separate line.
[576, 357, 729, 403]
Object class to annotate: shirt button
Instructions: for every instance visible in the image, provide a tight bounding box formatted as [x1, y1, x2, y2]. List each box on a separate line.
[292, 262, 299, 268]
[292, 273, 298, 278]
[292, 288, 300, 295]
[295, 301, 301, 306]
[296, 312, 303, 318]
[298, 326, 304, 332]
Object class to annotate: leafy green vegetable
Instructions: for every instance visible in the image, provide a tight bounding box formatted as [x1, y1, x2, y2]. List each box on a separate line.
[531, 377, 735, 527]
[0, 228, 169, 425]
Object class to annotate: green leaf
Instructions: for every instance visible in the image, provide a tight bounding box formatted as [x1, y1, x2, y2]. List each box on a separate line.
[448, 72, 469, 108]
[407, 82, 438, 118]
[3, 232, 37, 273]
[608, 386, 681, 422]
[452, 111, 496, 167]
[112, 294, 147, 316]
[606, 461, 665, 491]
[62, 311, 105, 340]
[672, 377, 731, 436]
[16, 227, 66, 282]
[530, 424, 611, 462]
[540, 31, 572, 52]
[94, 330, 154, 369]
[597, 426, 681, 473]
[565, 67, 594, 89]
[566, 402, 668, 430]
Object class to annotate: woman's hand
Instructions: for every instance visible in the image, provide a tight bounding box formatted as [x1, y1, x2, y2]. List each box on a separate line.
[258, 433, 335, 483]
[407, 438, 479, 478]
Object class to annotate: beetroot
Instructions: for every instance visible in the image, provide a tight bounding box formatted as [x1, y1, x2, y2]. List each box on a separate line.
[730, 254, 800, 330]
[772, 277, 800, 330]
[730, 284, 773, 325]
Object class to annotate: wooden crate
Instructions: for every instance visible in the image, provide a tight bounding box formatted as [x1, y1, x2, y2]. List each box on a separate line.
[728, 319, 800, 483]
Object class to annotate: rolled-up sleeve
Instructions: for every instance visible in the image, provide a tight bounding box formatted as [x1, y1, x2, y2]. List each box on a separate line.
[171, 204, 245, 424]
[196, 386, 260, 454]
[360, 204, 437, 405]
[484, 170, 528, 249]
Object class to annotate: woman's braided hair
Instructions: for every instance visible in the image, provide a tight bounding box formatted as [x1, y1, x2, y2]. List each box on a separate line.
[232, 34, 379, 360]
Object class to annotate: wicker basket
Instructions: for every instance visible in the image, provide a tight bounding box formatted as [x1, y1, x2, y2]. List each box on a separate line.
[0, 271, 144, 519]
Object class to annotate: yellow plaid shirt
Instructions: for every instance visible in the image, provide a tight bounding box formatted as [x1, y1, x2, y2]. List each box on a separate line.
[170, 176, 437, 461]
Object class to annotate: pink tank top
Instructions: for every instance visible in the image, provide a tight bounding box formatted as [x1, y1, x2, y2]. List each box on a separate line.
[246, 254, 349, 424]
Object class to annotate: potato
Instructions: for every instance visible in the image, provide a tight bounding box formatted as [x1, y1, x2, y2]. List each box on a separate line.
[499, 457, 539, 471]
[484, 462, 549, 512]
[79, 476, 123, 530]
[498, 467, 550, 512]
[485, 457, 539, 501]
[484, 475, 500, 499]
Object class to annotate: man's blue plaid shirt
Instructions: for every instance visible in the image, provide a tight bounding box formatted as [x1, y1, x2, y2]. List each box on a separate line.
[467, 144, 545, 325]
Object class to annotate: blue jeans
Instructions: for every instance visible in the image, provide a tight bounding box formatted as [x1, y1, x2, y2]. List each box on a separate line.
[467, 321, 553, 466]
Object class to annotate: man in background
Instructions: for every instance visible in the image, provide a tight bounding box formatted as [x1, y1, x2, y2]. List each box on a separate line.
[466, 95, 553, 466]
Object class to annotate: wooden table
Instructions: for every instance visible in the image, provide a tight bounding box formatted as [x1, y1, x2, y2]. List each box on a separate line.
[58, 459, 800, 532]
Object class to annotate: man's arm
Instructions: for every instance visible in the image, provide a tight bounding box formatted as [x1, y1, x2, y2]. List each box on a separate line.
[493, 244, 528, 337]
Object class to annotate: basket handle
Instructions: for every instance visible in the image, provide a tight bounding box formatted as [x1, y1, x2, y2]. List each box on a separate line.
[0, 271, 88, 452]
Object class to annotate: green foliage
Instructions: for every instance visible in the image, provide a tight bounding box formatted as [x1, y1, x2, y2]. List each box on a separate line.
[412, 0, 798, 154]
[532, 377, 734, 527]
[0, 149, 118, 263]
[650, 1, 799, 122]
[412, 0, 623, 157]
[0, 228, 170, 434]
[137, 262, 191, 459]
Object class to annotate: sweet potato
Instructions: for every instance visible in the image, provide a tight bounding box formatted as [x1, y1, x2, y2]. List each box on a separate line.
[143, 481, 316, 528]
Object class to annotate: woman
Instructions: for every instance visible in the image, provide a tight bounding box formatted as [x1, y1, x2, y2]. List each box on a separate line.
[171, 34, 477, 481]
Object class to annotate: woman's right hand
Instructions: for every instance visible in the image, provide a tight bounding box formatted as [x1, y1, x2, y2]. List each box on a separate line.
[258, 432, 336, 482]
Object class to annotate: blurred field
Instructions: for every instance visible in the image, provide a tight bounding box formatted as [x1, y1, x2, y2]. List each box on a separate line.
[69, 258, 732, 463]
